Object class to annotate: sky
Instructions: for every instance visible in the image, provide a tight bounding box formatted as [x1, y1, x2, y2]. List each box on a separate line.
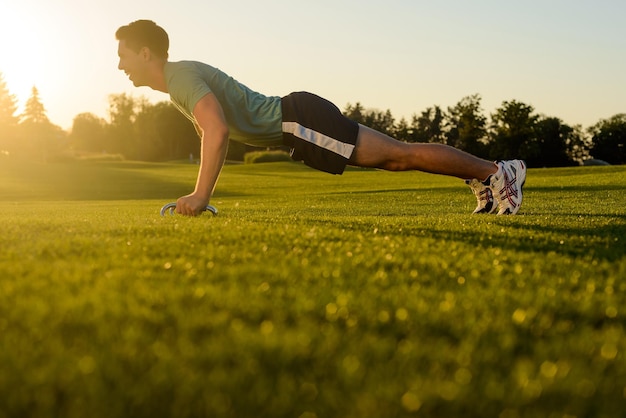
[1, 0, 624, 130]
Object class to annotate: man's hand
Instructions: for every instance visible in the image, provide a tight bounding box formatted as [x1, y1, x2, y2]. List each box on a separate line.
[176, 193, 210, 217]
[177, 93, 229, 218]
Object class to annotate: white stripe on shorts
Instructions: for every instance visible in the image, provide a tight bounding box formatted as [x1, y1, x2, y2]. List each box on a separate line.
[282, 121, 355, 159]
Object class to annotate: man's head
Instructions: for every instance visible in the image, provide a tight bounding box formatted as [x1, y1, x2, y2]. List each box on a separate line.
[116, 20, 169, 59]
[116, 20, 169, 87]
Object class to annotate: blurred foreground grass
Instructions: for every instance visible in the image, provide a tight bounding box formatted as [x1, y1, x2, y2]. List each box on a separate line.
[0, 158, 625, 417]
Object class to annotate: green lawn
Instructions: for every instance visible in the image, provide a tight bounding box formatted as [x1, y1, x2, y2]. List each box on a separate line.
[1, 158, 625, 418]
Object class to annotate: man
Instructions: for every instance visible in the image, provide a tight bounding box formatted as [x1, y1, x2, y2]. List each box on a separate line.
[115, 20, 526, 217]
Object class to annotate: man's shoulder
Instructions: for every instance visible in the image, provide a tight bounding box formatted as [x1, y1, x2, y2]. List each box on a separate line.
[165, 61, 219, 93]
[164, 61, 216, 115]
[165, 60, 214, 75]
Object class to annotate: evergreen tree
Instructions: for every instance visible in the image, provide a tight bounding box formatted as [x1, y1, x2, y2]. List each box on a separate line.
[411, 106, 445, 144]
[343, 102, 366, 123]
[393, 117, 412, 142]
[362, 109, 395, 137]
[343, 103, 396, 137]
[21, 86, 49, 125]
[19, 86, 64, 160]
[0, 72, 19, 152]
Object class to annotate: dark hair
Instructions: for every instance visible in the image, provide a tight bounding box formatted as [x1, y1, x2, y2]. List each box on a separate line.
[115, 20, 169, 59]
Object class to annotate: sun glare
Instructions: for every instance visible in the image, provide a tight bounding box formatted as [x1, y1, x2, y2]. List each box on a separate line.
[0, 2, 84, 126]
[0, 5, 44, 111]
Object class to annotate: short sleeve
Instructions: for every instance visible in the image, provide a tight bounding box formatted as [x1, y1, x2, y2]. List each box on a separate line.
[166, 64, 212, 119]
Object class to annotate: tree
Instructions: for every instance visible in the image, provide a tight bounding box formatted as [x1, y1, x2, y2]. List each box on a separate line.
[411, 106, 445, 143]
[343, 102, 366, 122]
[153, 103, 200, 161]
[19, 86, 64, 160]
[0, 72, 18, 129]
[533, 117, 579, 167]
[588, 114, 626, 165]
[0, 72, 19, 152]
[445, 94, 488, 157]
[393, 117, 412, 142]
[21, 86, 49, 125]
[566, 124, 592, 164]
[133, 101, 199, 161]
[106, 93, 147, 158]
[343, 103, 396, 137]
[489, 100, 539, 163]
[365, 109, 395, 137]
[69, 113, 108, 153]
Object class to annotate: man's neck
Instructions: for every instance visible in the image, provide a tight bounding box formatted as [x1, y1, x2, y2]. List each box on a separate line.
[150, 60, 169, 93]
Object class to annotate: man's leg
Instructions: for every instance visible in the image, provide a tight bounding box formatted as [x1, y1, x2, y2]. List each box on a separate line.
[349, 124, 497, 181]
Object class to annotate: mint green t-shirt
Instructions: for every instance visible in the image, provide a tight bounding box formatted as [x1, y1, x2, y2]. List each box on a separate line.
[164, 61, 283, 146]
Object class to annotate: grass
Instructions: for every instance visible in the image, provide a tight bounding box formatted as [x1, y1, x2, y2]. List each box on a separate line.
[0, 157, 625, 418]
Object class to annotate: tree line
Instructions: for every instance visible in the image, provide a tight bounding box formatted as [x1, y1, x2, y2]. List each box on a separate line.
[1, 72, 624, 166]
[345, 96, 624, 167]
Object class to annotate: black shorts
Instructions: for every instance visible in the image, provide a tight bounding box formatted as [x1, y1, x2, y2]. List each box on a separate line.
[281, 92, 359, 174]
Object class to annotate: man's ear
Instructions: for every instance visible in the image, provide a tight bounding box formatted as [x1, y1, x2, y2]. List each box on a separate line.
[140, 46, 151, 61]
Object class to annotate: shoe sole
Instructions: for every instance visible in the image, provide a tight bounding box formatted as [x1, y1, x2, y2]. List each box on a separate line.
[474, 201, 498, 214]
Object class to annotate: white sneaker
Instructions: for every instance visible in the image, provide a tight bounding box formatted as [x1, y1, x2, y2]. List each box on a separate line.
[466, 178, 497, 214]
[490, 160, 526, 215]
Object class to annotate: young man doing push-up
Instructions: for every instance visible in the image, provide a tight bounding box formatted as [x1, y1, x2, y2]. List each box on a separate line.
[115, 20, 526, 217]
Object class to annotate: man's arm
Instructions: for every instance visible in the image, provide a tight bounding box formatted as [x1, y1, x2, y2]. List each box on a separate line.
[175, 93, 229, 216]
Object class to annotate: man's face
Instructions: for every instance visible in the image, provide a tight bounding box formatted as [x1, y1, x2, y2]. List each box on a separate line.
[117, 40, 148, 87]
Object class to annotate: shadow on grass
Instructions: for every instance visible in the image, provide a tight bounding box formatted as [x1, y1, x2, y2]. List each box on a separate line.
[528, 185, 626, 193]
[473, 218, 625, 262]
[0, 160, 242, 201]
[328, 187, 456, 195]
[303, 212, 625, 263]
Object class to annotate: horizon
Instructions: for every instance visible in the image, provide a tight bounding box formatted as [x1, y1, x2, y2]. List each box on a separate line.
[1, 0, 624, 130]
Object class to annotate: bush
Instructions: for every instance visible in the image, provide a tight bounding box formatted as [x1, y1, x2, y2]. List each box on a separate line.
[49, 151, 126, 163]
[244, 150, 292, 164]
